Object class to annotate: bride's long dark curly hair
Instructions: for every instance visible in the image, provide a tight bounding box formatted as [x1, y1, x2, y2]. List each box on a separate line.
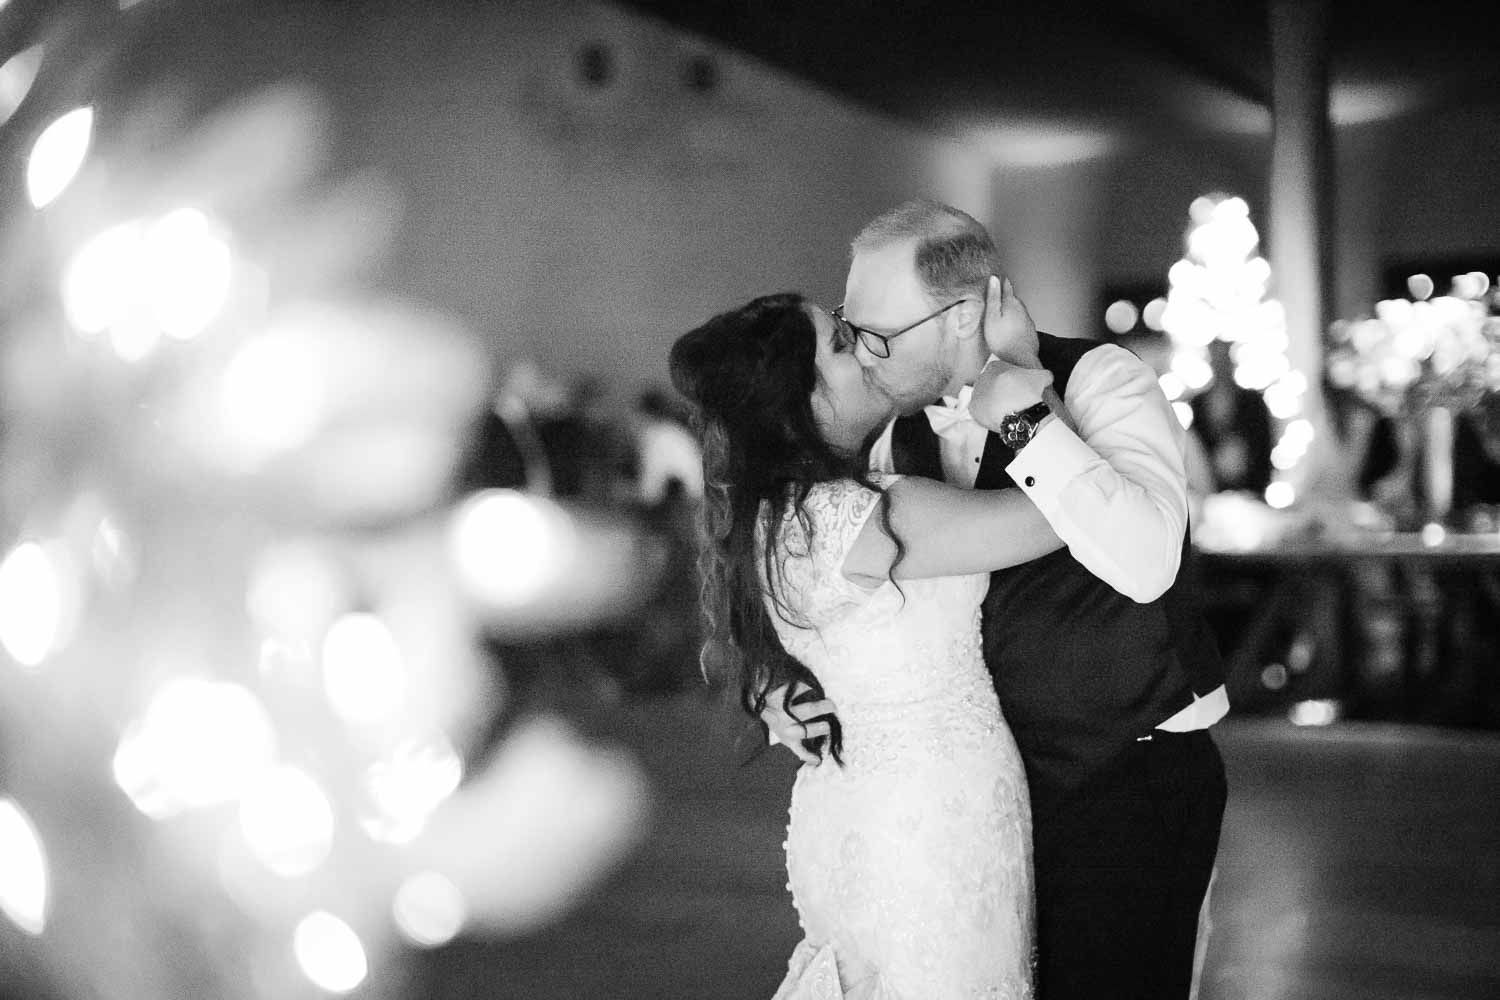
[669, 293, 900, 763]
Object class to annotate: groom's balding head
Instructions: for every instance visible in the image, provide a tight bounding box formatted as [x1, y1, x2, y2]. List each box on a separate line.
[851, 200, 1000, 304]
[840, 200, 1000, 411]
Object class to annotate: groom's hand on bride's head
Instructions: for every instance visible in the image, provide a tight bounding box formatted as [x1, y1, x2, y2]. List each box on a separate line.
[762, 682, 838, 766]
[982, 275, 1041, 371]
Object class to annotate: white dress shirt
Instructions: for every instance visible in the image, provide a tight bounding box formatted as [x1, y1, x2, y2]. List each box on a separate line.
[637, 419, 704, 505]
[870, 343, 1228, 732]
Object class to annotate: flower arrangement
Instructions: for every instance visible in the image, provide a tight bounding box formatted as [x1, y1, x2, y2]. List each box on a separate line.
[1327, 274, 1500, 416]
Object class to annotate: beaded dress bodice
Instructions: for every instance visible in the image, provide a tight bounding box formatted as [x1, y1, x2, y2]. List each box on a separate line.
[761, 479, 1034, 1000]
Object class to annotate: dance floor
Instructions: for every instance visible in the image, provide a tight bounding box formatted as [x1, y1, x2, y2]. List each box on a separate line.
[410, 693, 1500, 999]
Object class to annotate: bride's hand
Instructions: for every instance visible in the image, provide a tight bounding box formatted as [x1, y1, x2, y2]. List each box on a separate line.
[761, 682, 838, 766]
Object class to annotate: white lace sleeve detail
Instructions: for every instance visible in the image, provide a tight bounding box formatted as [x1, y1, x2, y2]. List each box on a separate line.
[768, 477, 899, 629]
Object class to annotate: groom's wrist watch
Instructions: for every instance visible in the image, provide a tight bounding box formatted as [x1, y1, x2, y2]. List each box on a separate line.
[997, 400, 1053, 450]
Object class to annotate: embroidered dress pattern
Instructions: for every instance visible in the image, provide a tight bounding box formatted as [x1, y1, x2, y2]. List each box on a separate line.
[762, 478, 1035, 999]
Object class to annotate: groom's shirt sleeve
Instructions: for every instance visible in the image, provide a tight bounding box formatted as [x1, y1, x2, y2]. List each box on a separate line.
[1005, 343, 1188, 603]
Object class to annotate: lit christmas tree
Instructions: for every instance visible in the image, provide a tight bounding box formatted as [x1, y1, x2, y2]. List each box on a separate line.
[1158, 194, 1311, 508]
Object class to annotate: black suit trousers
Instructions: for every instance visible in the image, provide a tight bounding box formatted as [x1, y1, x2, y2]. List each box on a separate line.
[1031, 730, 1227, 1000]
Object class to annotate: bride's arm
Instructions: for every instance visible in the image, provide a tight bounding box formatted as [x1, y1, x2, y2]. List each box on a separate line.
[840, 477, 1063, 584]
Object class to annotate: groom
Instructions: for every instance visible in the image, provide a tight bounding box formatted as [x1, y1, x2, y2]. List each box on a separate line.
[765, 200, 1228, 999]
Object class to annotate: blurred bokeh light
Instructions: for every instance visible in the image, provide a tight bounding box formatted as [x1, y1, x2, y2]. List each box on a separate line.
[27, 105, 93, 208]
[0, 798, 48, 936]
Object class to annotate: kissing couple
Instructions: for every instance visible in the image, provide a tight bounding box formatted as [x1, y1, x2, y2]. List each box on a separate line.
[669, 200, 1228, 999]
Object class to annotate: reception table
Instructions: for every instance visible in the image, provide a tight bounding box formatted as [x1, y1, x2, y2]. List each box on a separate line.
[1195, 516, 1500, 725]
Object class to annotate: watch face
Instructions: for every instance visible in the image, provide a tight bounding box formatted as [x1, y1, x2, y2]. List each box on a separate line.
[1000, 402, 1048, 449]
[1000, 415, 1030, 449]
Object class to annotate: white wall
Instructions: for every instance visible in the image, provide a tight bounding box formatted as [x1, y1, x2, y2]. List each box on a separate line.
[291, 0, 995, 393]
[105, 0, 1500, 384]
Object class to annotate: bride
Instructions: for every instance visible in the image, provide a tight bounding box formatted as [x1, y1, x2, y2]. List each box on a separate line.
[670, 292, 1065, 999]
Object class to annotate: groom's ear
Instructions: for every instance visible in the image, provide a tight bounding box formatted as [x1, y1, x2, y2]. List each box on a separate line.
[950, 297, 985, 340]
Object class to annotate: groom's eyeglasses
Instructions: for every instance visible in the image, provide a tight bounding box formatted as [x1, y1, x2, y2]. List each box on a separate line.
[830, 300, 964, 359]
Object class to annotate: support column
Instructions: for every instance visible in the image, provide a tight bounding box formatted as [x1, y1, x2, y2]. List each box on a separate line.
[1267, 0, 1335, 497]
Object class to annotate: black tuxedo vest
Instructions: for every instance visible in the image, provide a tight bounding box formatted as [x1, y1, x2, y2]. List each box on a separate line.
[890, 333, 1225, 806]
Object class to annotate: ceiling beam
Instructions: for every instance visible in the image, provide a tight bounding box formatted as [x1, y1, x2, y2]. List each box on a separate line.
[1097, 2, 1271, 110]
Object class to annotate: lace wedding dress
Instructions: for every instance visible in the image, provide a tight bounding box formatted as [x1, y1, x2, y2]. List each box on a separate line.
[763, 478, 1034, 1000]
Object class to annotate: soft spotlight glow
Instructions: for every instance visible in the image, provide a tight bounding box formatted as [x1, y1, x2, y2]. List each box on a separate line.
[1104, 299, 1139, 335]
[1142, 297, 1168, 332]
[27, 106, 92, 208]
[414, 716, 650, 933]
[449, 490, 577, 608]
[1172, 401, 1194, 430]
[1171, 351, 1213, 391]
[1263, 371, 1308, 420]
[0, 45, 44, 128]
[247, 544, 351, 642]
[1376, 355, 1420, 390]
[1265, 481, 1295, 509]
[60, 209, 232, 358]
[361, 734, 463, 844]
[1158, 372, 1186, 401]
[393, 870, 467, 948]
[61, 222, 140, 336]
[147, 209, 234, 340]
[1232, 347, 1290, 391]
[1187, 213, 1257, 268]
[1420, 523, 1446, 547]
[110, 316, 161, 363]
[1289, 699, 1341, 727]
[1271, 419, 1315, 470]
[321, 613, 406, 725]
[113, 678, 277, 819]
[1188, 196, 1217, 225]
[1264, 388, 1302, 419]
[0, 799, 48, 935]
[970, 122, 1116, 167]
[1216, 196, 1249, 220]
[293, 911, 368, 994]
[238, 766, 335, 877]
[1330, 82, 1420, 126]
[1260, 664, 1288, 690]
[220, 334, 324, 463]
[0, 541, 66, 668]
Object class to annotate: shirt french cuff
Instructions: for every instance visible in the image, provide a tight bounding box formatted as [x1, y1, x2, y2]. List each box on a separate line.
[1004, 416, 1099, 508]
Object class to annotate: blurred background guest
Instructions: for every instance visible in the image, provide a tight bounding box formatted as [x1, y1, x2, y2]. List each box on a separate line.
[1191, 339, 1274, 496]
[630, 387, 703, 510]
